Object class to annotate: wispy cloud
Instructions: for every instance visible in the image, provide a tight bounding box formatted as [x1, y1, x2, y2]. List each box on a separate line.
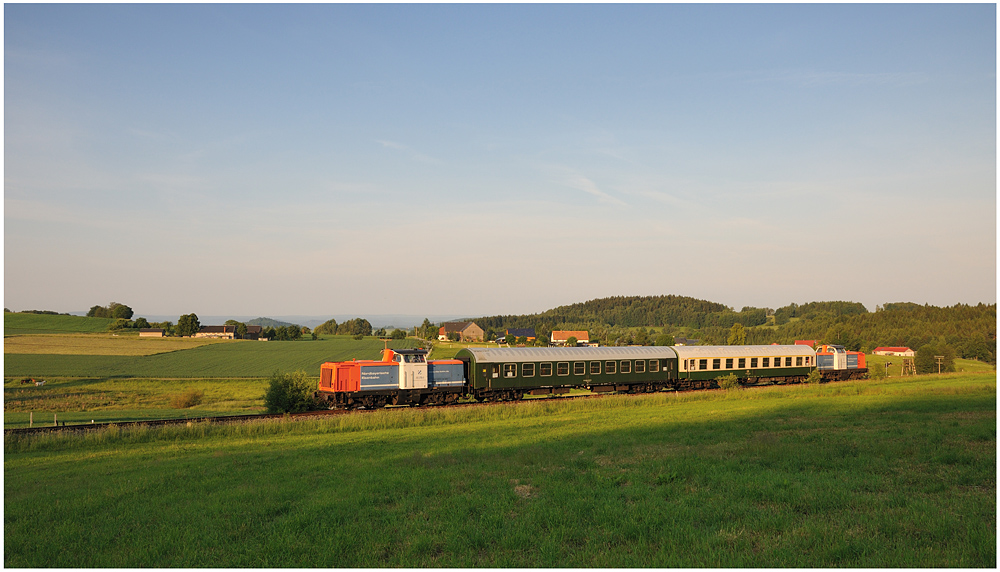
[375, 139, 442, 164]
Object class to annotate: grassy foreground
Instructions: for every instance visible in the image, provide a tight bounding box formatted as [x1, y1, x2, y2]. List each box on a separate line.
[4, 373, 995, 567]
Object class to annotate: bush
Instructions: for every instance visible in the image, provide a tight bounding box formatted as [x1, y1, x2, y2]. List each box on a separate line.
[717, 373, 740, 390]
[170, 389, 204, 409]
[263, 371, 318, 413]
[805, 369, 823, 384]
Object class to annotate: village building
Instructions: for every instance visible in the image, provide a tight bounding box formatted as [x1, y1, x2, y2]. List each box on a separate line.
[499, 327, 536, 344]
[873, 346, 915, 356]
[138, 328, 165, 338]
[550, 330, 589, 346]
[437, 321, 484, 342]
[194, 325, 237, 339]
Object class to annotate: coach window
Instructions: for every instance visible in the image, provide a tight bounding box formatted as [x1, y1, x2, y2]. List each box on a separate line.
[557, 362, 570, 376]
[540, 363, 553, 376]
[785, 357, 793, 367]
[650, 360, 660, 373]
[762, 357, 770, 368]
[796, 356, 803, 367]
[712, 358, 721, 370]
[636, 360, 646, 374]
[503, 364, 516, 378]
[699, 359, 708, 370]
[725, 358, 733, 369]
[620, 360, 631, 374]
[590, 361, 601, 375]
[522, 363, 535, 377]
[606, 361, 616, 374]
[574, 362, 586, 375]
[750, 358, 758, 368]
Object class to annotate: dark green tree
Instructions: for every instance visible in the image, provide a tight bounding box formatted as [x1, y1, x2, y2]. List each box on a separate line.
[176, 313, 200, 337]
[727, 323, 746, 345]
[133, 317, 151, 329]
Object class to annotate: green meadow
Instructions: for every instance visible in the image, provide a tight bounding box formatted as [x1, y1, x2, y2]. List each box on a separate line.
[4, 373, 994, 568]
[4, 335, 420, 378]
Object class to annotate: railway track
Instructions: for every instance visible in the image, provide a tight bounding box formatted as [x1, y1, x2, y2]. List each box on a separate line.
[4, 376, 851, 437]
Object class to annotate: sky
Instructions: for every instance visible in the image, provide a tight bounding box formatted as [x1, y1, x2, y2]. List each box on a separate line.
[4, 4, 996, 320]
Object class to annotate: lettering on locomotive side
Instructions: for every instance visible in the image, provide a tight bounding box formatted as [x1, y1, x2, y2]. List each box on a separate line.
[361, 372, 391, 381]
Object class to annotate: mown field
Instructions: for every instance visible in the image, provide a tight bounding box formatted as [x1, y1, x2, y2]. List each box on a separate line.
[4, 336, 422, 378]
[4, 312, 114, 334]
[4, 373, 995, 567]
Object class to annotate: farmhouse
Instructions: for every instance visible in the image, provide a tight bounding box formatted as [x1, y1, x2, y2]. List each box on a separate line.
[438, 321, 484, 342]
[244, 325, 263, 340]
[195, 325, 237, 339]
[873, 346, 915, 356]
[673, 337, 700, 346]
[551, 330, 589, 346]
[138, 328, 165, 338]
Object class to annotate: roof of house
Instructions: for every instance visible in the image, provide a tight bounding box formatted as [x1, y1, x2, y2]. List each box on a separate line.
[441, 321, 477, 333]
[199, 325, 236, 333]
[874, 346, 913, 352]
[795, 340, 817, 347]
[551, 330, 589, 340]
[506, 328, 536, 337]
[245, 325, 262, 333]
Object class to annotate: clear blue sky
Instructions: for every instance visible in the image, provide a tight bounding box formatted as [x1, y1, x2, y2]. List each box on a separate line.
[5, 4, 996, 319]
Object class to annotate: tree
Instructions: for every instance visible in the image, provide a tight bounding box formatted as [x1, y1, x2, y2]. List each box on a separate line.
[314, 319, 338, 336]
[447, 331, 460, 342]
[263, 370, 318, 413]
[109, 303, 133, 319]
[108, 318, 133, 331]
[225, 319, 249, 339]
[915, 343, 956, 374]
[654, 333, 673, 346]
[133, 317, 151, 329]
[390, 329, 407, 339]
[420, 318, 435, 340]
[633, 328, 650, 346]
[176, 313, 201, 337]
[727, 323, 747, 345]
[565, 336, 578, 347]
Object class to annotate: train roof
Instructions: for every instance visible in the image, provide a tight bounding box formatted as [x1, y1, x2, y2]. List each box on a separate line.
[455, 346, 677, 363]
[670, 344, 816, 358]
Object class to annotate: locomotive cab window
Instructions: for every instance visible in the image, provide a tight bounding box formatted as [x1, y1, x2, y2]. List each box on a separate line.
[650, 360, 659, 373]
[620, 360, 631, 374]
[605, 361, 616, 374]
[635, 360, 646, 374]
[503, 364, 516, 378]
[557, 362, 570, 376]
[522, 363, 535, 377]
[540, 363, 553, 376]
[574, 362, 586, 375]
[590, 361, 601, 375]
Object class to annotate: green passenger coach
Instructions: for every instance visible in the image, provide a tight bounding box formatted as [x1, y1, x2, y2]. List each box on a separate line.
[454, 346, 680, 401]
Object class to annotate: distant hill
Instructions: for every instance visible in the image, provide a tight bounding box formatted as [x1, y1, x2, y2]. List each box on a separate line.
[245, 317, 299, 329]
[4, 312, 114, 335]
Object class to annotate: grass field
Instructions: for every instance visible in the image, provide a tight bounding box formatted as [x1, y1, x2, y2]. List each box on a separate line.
[3, 333, 225, 355]
[4, 312, 114, 335]
[4, 372, 994, 567]
[4, 336, 422, 378]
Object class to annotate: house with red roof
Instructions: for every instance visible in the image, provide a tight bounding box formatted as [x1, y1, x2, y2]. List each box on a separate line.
[873, 347, 914, 356]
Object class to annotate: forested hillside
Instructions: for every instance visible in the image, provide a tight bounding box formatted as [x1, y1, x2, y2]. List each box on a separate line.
[469, 296, 996, 364]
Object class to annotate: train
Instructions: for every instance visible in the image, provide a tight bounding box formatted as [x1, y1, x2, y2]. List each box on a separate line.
[316, 343, 868, 409]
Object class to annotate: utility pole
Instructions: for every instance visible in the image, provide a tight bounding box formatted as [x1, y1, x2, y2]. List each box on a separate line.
[934, 355, 944, 374]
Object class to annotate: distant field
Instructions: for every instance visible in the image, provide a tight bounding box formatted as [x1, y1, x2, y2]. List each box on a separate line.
[4, 312, 114, 335]
[4, 373, 994, 567]
[4, 336, 422, 378]
[3, 333, 224, 355]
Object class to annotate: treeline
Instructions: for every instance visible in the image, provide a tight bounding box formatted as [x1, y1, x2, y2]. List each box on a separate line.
[87, 302, 134, 319]
[314, 318, 373, 337]
[469, 295, 996, 365]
